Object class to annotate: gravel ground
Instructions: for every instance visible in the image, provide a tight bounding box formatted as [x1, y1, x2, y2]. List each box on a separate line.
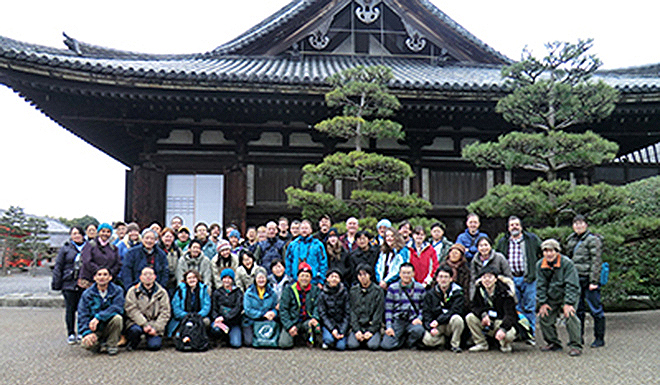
[0, 267, 53, 296]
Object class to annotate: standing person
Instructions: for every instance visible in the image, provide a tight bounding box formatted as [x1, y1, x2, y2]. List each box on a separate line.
[409, 226, 439, 286]
[194, 223, 216, 260]
[235, 249, 260, 292]
[347, 263, 384, 350]
[170, 216, 183, 233]
[149, 222, 162, 239]
[422, 265, 465, 353]
[470, 235, 512, 300]
[175, 227, 191, 251]
[326, 228, 351, 286]
[254, 221, 285, 270]
[256, 226, 268, 243]
[439, 244, 471, 311]
[159, 227, 182, 295]
[211, 240, 239, 289]
[167, 269, 212, 337]
[279, 263, 321, 349]
[278, 217, 292, 243]
[289, 220, 301, 239]
[84, 223, 97, 242]
[79, 223, 121, 289]
[210, 268, 244, 348]
[348, 231, 378, 280]
[317, 268, 350, 350]
[228, 229, 242, 254]
[243, 227, 259, 254]
[339, 217, 359, 252]
[536, 239, 582, 356]
[121, 228, 168, 289]
[285, 220, 327, 287]
[380, 263, 425, 351]
[111, 222, 127, 246]
[209, 223, 222, 247]
[495, 216, 542, 339]
[176, 239, 212, 288]
[267, 259, 293, 302]
[78, 268, 124, 355]
[117, 222, 141, 260]
[566, 215, 606, 348]
[242, 267, 278, 347]
[456, 213, 488, 262]
[375, 228, 409, 289]
[314, 214, 332, 243]
[124, 266, 171, 351]
[51, 226, 87, 344]
[375, 219, 392, 246]
[430, 222, 452, 262]
[398, 220, 413, 247]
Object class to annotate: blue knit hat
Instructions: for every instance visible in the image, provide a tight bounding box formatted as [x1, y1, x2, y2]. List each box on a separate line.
[229, 229, 241, 239]
[376, 219, 392, 229]
[220, 268, 235, 281]
[97, 223, 112, 232]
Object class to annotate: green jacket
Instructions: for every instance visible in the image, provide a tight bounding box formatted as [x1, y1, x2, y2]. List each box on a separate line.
[536, 255, 580, 308]
[279, 283, 320, 331]
[495, 231, 542, 283]
[565, 231, 602, 285]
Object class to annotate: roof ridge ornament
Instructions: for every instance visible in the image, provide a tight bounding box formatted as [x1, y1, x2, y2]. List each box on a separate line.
[355, 0, 381, 24]
[308, 17, 334, 50]
[401, 20, 426, 52]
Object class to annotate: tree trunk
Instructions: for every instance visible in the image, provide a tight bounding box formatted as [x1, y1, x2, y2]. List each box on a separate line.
[0, 239, 6, 276]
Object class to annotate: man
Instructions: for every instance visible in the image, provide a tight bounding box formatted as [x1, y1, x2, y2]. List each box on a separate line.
[121, 229, 169, 290]
[255, 221, 286, 271]
[279, 263, 321, 348]
[111, 221, 127, 246]
[314, 214, 332, 243]
[398, 220, 413, 247]
[456, 213, 488, 261]
[124, 266, 171, 351]
[78, 268, 124, 355]
[170, 216, 183, 233]
[285, 220, 327, 287]
[347, 263, 384, 350]
[193, 222, 216, 260]
[566, 215, 606, 348]
[278, 217, 292, 243]
[290, 220, 301, 239]
[176, 239, 213, 286]
[495, 215, 542, 339]
[348, 231, 378, 279]
[381, 263, 425, 350]
[339, 217, 359, 252]
[429, 222, 452, 262]
[209, 223, 222, 246]
[422, 265, 465, 353]
[536, 239, 582, 356]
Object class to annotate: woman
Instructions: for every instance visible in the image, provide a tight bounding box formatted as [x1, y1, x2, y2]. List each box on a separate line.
[160, 227, 182, 295]
[469, 235, 512, 300]
[175, 227, 191, 251]
[84, 223, 97, 242]
[375, 228, 409, 289]
[325, 228, 351, 287]
[267, 258, 292, 303]
[440, 243, 471, 311]
[117, 222, 141, 260]
[51, 226, 86, 344]
[242, 227, 259, 254]
[409, 226, 439, 286]
[211, 240, 239, 290]
[167, 269, 211, 337]
[242, 267, 278, 347]
[210, 268, 244, 348]
[79, 223, 121, 289]
[318, 268, 350, 350]
[235, 249, 259, 292]
[176, 239, 213, 289]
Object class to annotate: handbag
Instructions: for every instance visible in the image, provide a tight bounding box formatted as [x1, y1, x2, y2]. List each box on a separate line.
[252, 320, 280, 348]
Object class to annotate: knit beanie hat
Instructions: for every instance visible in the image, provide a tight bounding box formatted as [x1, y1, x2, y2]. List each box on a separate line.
[220, 268, 235, 281]
[97, 223, 112, 232]
[126, 222, 140, 234]
[217, 239, 231, 252]
[298, 262, 313, 276]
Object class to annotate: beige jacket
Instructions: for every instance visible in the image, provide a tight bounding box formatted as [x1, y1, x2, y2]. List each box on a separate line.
[124, 282, 171, 335]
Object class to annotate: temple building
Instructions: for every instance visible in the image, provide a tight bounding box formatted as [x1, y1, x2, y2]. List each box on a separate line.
[1, 0, 659, 232]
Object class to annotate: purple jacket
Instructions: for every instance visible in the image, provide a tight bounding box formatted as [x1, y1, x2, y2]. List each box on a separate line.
[79, 238, 122, 282]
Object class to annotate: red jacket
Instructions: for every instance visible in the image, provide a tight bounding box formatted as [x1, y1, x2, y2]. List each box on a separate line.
[409, 243, 438, 285]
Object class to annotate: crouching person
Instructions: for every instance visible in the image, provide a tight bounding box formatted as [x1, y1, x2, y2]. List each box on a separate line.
[422, 265, 465, 353]
[124, 266, 171, 351]
[279, 263, 320, 348]
[78, 267, 124, 355]
[380, 263, 425, 351]
[318, 268, 350, 350]
[210, 268, 243, 348]
[467, 266, 518, 353]
[167, 269, 211, 338]
[347, 264, 383, 350]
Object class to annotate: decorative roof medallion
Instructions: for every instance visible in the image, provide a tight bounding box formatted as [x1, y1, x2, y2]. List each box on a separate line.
[308, 17, 334, 50]
[355, 0, 382, 24]
[401, 19, 426, 52]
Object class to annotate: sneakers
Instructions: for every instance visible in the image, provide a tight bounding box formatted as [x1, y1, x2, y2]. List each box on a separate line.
[67, 335, 76, 345]
[500, 343, 512, 353]
[107, 347, 119, 356]
[451, 346, 462, 354]
[321, 343, 329, 350]
[540, 343, 562, 352]
[524, 337, 536, 346]
[568, 348, 582, 357]
[468, 343, 489, 352]
[590, 339, 605, 348]
[76, 335, 83, 344]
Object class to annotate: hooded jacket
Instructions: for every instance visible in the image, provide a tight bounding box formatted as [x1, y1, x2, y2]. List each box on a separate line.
[175, 250, 213, 287]
[124, 281, 171, 335]
[279, 282, 320, 331]
[211, 284, 244, 326]
[409, 242, 439, 285]
[317, 282, 350, 335]
[422, 282, 465, 329]
[77, 282, 125, 337]
[285, 235, 328, 286]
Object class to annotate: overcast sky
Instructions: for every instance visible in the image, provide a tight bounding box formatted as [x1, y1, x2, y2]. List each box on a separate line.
[0, 0, 658, 223]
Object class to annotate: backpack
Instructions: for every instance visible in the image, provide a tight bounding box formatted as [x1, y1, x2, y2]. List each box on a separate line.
[174, 313, 209, 352]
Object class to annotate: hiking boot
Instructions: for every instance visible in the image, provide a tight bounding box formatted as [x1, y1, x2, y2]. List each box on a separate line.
[590, 339, 605, 348]
[540, 343, 562, 352]
[568, 348, 582, 357]
[469, 343, 488, 352]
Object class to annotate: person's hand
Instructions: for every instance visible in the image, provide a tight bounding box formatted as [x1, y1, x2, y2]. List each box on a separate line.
[412, 318, 422, 326]
[430, 320, 438, 328]
[309, 318, 319, 328]
[81, 333, 97, 348]
[379, 281, 388, 290]
[481, 315, 491, 328]
[332, 329, 341, 339]
[538, 304, 552, 318]
[589, 284, 599, 291]
[89, 318, 99, 332]
[495, 329, 506, 341]
[143, 325, 156, 336]
[563, 304, 576, 318]
[275, 303, 280, 311]
[355, 331, 364, 341]
[385, 328, 395, 337]
[264, 311, 276, 321]
[288, 326, 298, 337]
[317, 283, 323, 290]
[363, 331, 373, 340]
[430, 328, 439, 336]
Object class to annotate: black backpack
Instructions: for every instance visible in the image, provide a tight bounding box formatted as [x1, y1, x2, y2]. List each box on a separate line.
[174, 313, 209, 352]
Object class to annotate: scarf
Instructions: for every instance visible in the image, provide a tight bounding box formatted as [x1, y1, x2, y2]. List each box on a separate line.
[257, 285, 266, 300]
[184, 284, 201, 313]
[445, 258, 465, 281]
[97, 237, 109, 247]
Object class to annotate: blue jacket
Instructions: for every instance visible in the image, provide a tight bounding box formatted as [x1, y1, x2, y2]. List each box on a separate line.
[242, 283, 279, 327]
[456, 229, 488, 261]
[375, 247, 410, 285]
[77, 282, 125, 337]
[121, 244, 168, 290]
[255, 237, 286, 270]
[167, 282, 211, 336]
[285, 235, 328, 285]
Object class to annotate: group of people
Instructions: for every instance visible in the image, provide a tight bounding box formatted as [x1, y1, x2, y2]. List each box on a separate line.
[51, 213, 606, 357]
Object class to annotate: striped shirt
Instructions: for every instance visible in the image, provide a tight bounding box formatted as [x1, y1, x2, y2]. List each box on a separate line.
[508, 237, 525, 275]
[384, 281, 425, 330]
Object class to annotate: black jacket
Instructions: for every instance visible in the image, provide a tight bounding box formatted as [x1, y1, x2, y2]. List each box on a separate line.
[211, 285, 244, 326]
[349, 282, 384, 334]
[52, 240, 83, 291]
[348, 246, 378, 281]
[470, 277, 518, 332]
[422, 282, 465, 329]
[318, 282, 351, 335]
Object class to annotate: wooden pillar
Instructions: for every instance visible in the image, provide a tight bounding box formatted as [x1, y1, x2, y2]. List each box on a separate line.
[224, 166, 247, 234]
[127, 165, 166, 229]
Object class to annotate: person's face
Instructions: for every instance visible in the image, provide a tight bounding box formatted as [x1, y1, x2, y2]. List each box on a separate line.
[255, 274, 267, 288]
[220, 248, 230, 258]
[171, 218, 182, 231]
[177, 231, 189, 242]
[189, 243, 202, 258]
[278, 220, 289, 233]
[326, 272, 341, 287]
[195, 226, 208, 241]
[242, 255, 254, 269]
[573, 220, 587, 235]
[116, 225, 127, 239]
[467, 216, 480, 234]
[257, 228, 267, 242]
[543, 248, 559, 264]
[385, 230, 395, 248]
[225, 227, 234, 238]
[162, 231, 175, 247]
[346, 218, 358, 233]
[300, 222, 312, 237]
[378, 226, 387, 237]
[398, 224, 411, 238]
[327, 234, 339, 246]
[481, 272, 496, 290]
[86, 226, 97, 239]
[356, 235, 369, 249]
[412, 231, 425, 245]
[272, 263, 285, 277]
[229, 237, 239, 247]
[357, 270, 372, 288]
[297, 272, 312, 288]
[430, 227, 444, 241]
[319, 217, 331, 232]
[399, 266, 414, 285]
[98, 228, 112, 242]
[140, 268, 156, 286]
[94, 269, 111, 286]
[290, 223, 300, 236]
[142, 232, 157, 249]
[222, 276, 233, 290]
[448, 249, 462, 263]
[267, 223, 277, 238]
[246, 228, 257, 241]
[436, 270, 452, 290]
[185, 272, 199, 288]
[70, 228, 84, 244]
[477, 239, 491, 256]
[128, 229, 140, 242]
[508, 218, 522, 237]
[210, 226, 221, 238]
[150, 223, 161, 234]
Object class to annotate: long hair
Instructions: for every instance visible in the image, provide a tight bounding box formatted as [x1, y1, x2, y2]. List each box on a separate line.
[381, 228, 405, 254]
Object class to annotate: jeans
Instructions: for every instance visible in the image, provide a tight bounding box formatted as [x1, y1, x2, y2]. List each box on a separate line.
[125, 324, 163, 351]
[380, 319, 424, 351]
[322, 327, 347, 350]
[577, 276, 605, 341]
[513, 276, 536, 333]
[347, 331, 381, 350]
[210, 324, 242, 348]
[62, 289, 81, 336]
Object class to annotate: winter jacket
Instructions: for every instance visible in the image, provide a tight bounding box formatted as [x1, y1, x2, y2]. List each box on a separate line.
[470, 250, 512, 299]
[242, 283, 279, 327]
[349, 282, 384, 334]
[317, 282, 350, 335]
[339, 233, 359, 252]
[470, 277, 518, 332]
[327, 246, 352, 286]
[431, 237, 453, 261]
[201, 239, 216, 260]
[117, 236, 140, 260]
[211, 252, 239, 290]
[167, 282, 211, 336]
[175, 251, 213, 287]
[79, 238, 121, 283]
[267, 273, 293, 301]
[495, 231, 542, 283]
[124, 282, 171, 335]
[52, 239, 85, 291]
[384, 281, 425, 330]
[159, 242, 182, 291]
[121, 244, 168, 290]
[348, 246, 379, 280]
[375, 247, 410, 285]
[77, 282, 125, 337]
[409, 242, 439, 285]
[456, 229, 488, 261]
[211, 285, 243, 326]
[439, 260, 471, 313]
[235, 265, 260, 292]
[285, 235, 328, 285]
[254, 237, 285, 269]
[565, 231, 602, 284]
[536, 255, 580, 307]
[422, 282, 465, 329]
[279, 283, 320, 331]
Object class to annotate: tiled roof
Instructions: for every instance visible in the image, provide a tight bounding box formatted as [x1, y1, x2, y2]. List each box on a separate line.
[616, 142, 660, 164]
